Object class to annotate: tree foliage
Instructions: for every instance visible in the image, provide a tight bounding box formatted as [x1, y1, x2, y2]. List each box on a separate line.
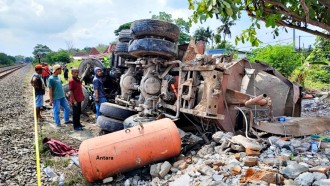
[95, 44, 108, 53]
[306, 35, 330, 65]
[188, 0, 330, 47]
[152, 12, 191, 44]
[0, 53, 15, 66]
[247, 44, 303, 77]
[32, 44, 52, 57]
[193, 26, 213, 43]
[114, 22, 132, 36]
[45, 50, 71, 64]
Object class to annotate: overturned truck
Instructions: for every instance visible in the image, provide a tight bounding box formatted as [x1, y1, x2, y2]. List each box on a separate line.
[78, 19, 303, 182]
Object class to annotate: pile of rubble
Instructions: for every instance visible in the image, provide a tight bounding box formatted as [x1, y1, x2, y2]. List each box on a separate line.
[302, 93, 330, 118]
[118, 131, 330, 186]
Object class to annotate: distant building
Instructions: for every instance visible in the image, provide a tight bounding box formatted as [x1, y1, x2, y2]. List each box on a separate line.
[206, 49, 249, 59]
[73, 44, 117, 61]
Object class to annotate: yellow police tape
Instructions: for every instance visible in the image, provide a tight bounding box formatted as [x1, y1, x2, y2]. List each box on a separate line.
[33, 88, 42, 186]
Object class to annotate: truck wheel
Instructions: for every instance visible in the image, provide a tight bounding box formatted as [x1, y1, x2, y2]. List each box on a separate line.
[63, 84, 89, 112]
[128, 38, 178, 59]
[131, 19, 180, 42]
[78, 59, 104, 84]
[100, 103, 137, 121]
[118, 29, 133, 42]
[97, 116, 124, 132]
[115, 42, 136, 59]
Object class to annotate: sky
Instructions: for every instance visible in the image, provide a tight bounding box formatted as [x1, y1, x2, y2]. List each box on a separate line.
[0, 0, 317, 57]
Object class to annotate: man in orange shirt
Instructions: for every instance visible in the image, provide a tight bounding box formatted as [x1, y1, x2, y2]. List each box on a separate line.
[42, 63, 51, 86]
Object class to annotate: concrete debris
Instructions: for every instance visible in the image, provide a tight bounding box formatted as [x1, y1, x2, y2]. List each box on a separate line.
[294, 172, 315, 186]
[231, 135, 262, 151]
[281, 163, 309, 179]
[241, 168, 282, 184]
[309, 166, 330, 174]
[159, 161, 172, 178]
[102, 177, 113, 184]
[313, 179, 330, 186]
[113, 128, 330, 186]
[150, 163, 162, 177]
[169, 174, 190, 186]
[197, 142, 215, 157]
[244, 157, 258, 167]
[313, 172, 327, 181]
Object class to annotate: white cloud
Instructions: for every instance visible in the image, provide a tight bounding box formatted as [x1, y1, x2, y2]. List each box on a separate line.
[31, 0, 44, 16]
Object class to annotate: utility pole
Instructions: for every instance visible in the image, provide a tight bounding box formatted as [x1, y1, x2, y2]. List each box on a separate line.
[299, 35, 301, 52]
[293, 29, 296, 51]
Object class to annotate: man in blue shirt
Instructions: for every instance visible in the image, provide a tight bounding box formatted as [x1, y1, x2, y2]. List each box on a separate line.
[93, 67, 106, 118]
[48, 64, 72, 127]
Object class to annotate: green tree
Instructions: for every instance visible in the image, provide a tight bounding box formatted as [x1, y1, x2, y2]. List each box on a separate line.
[114, 22, 132, 36]
[24, 57, 33, 63]
[193, 26, 213, 44]
[0, 53, 15, 65]
[32, 44, 52, 56]
[152, 11, 191, 44]
[216, 17, 235, 41]
[14, 55, 25, 63]
[188, 0, 330, 47]
[306, 36, 330, 65]
[95, 44, 108, 53]
[46, 50, 71, 64]
[247, 44, 303, 77]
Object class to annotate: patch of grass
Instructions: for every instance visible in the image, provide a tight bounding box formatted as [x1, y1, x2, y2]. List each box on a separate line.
[304, 79, 330, 92]
[44, 159, 56, 167]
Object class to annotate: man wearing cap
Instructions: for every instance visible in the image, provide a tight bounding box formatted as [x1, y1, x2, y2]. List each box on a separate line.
[41, 63, 51, 87]
[48, 64, 72, 127]
[93, 67, 106, 118]
[31, 64, 45, 121]
[69, 68, 85, 131]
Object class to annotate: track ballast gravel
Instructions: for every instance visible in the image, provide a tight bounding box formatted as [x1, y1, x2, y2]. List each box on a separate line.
[0, 64, 38, 185]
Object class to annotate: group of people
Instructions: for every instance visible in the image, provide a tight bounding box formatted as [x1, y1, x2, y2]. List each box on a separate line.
[31, 63, 106, 131]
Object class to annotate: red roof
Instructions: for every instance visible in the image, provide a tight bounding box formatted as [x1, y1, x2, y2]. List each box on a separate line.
[89, 48, 100, 55]
[103, 43, 116, 53]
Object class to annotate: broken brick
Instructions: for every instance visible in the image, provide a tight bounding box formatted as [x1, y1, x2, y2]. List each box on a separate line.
[246, 147, 260, 156]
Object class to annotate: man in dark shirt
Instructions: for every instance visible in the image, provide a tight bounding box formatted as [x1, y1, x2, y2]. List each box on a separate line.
[31, 64, 45, 121]
[63, 65, 69, 81]
[69, 68, 85, 131]
[93, 67, 106, 118]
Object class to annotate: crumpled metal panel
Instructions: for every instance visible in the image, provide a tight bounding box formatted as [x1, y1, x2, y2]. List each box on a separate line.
[246, 71, 290, 116]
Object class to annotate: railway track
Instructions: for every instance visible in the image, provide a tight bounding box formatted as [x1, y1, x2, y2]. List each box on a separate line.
[0, 64, 27, 79]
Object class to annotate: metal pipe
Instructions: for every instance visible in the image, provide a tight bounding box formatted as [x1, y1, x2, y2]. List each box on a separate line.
[245, 94, 268, 106]
[164, 61, 182, 120]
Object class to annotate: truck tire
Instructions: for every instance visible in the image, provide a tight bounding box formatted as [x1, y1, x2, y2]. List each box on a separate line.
[118, 29, 133, 42]
[100, 102, 137, 121]
[63, 84, 89, 112]
[78, 59, 104, 84]
[115, 42, 136, 59]
[128, 38, 178, 59]
[97, 116, 124, 132]
[131, 19, 180, 42]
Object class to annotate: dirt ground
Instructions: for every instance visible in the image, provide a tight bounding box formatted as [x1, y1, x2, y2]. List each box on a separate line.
[39, 88, 103, 185]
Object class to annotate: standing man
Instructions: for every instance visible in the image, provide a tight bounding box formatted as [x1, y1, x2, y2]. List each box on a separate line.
[42, 63, 51, 87]
[63, 65, 69, 81]
[93, 67, 106, 118]
[69, 68, 85, 131]
[31, 64, 45, 121]
[48, 64, 72, 127]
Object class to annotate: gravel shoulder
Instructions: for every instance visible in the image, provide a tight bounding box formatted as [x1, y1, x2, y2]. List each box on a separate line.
[0, 64, 38, 185]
